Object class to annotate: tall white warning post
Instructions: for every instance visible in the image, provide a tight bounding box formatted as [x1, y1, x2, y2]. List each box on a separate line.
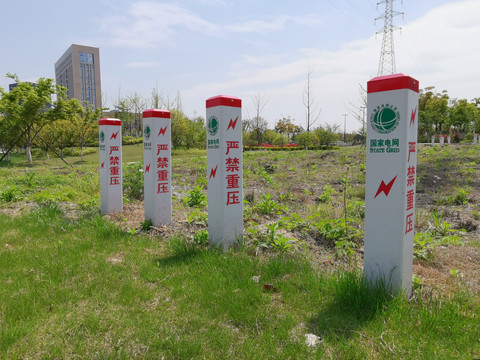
[364, 74, 419, 296]
[206, 95, 243, 248]
[143, 109, 172, 226]
[99, 118, 123, 214]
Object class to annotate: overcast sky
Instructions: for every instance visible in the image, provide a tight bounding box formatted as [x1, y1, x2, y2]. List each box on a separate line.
[0, 0, 478, 132]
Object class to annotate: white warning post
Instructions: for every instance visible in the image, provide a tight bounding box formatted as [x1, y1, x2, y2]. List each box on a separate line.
[206, 95, 243, 248]
[143, 109, 172, 226]
[364, 74, 419, 295]
[99, 118, 123, 214]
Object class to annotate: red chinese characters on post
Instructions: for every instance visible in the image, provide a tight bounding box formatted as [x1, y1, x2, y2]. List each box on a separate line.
[405, 213, 414, 234]
[226, 191, 240, 205]
[109, 146, 119, 156]
[226, 157, 240, 172]
[157, 157, 169, 169]
[156, 145, 169, 194]
[225, 141, 239, 155]
[405, 141, 417, 233]
[157, 170, 168, 182]
[226, 155, 240, 206]
[226, 174, 240, 189]
[109, 147, 120, 186]
[406, 189, 415, 211]
[157, 144, 168, 155]
[407, 166, 415, 187]
[408, 142, 416, 162]
[157, 182, 168, 194]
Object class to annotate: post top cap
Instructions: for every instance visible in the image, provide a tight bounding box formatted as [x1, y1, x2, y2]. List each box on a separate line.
[99, 118, 122, 126]
[206, 95, 242, 108]
[367, 73, 419, 94]
[143, 109, 171, 118]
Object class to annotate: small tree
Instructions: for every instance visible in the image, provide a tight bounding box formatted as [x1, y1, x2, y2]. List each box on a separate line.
[303, 67, 322, 132]
[68, 99, 102, 161]
[252, 93, 269, 148]
[0, 74, 66, 163]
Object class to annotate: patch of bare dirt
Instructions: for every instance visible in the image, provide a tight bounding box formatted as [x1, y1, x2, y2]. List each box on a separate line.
[414, 245, 480, 296]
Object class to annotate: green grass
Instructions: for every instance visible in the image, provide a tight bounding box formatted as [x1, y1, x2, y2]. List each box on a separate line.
[1, 145, 480, 358]
[0, 205, 479, 359]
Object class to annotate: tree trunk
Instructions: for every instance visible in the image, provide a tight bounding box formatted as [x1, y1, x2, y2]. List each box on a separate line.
[26, 145, 33, 163]
[80, 145, 84, 162]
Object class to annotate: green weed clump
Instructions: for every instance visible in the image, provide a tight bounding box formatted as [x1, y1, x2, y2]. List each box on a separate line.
[414, 211, 464, 261]
[123, 162, 144, 201]
[184, 185, 207, 208]
[0, 205, 479, 359]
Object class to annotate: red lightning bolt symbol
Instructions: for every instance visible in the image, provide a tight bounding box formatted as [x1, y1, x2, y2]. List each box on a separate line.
[209, 165, 218, 179]
[110, 131, 119, 140]
[227, 117, 238, 131]
[145, 163, 151, 173]
[374, 176, 397, 198]
[410, 106, 417, 126]
[158, 126, 167, 136]
[101, 161, 104, 169]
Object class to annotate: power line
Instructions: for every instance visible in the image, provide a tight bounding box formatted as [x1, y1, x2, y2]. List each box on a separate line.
[376, 0, 404, 76]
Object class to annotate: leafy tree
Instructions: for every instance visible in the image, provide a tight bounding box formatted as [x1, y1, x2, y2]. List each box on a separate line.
[0, 74, 66, 163]
[186, 116, 206, 149]
[272, 133, 288, 147]
[274, 117, 301, 141]
[41, 119, 75, 157]
[313, 124, 340, 146]
[250, 116, 268, 146]
[418, 87, 449, 139]
[296, 131, 317, 149]
[448, 99, 480, 135]
[263, 129, 277, 145]
[171, 109, 190, 148]
[68, 99, 102, 161]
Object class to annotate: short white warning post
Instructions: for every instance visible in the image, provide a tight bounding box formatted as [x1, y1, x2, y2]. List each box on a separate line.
[143, 109, 172, 226]
[364, 74, 419, 295]
[99, 118, 123, 214]
[206, 95, 243, 248]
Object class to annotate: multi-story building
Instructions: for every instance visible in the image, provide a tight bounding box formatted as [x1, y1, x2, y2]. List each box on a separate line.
[55, 44, 101, 109]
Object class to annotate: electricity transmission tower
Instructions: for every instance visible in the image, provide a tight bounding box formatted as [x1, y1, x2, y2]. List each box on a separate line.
[376, 0, 403, 76]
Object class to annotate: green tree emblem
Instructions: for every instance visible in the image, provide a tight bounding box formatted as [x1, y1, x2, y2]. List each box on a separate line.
[370, 105, 400, 134]
[100, 131, 105, 143]
[144, 125, 151, 139]
[208, 116, 219, 136]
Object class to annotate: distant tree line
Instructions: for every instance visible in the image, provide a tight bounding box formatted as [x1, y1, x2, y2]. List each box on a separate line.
[5, 74, 477, 163]
[418, 87, 480, 142]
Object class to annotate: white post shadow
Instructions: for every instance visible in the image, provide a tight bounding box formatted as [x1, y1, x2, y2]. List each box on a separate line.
[99, 118, 123, 214]
[206, 95, 243, 248]
[364, 74, 419, 296]
[143, 109, 172, 226]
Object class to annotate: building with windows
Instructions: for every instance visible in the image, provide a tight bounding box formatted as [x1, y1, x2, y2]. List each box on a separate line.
[55, 44, 101, 109]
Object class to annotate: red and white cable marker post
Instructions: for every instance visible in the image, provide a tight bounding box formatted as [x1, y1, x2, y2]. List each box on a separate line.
[143, 109, 172, 226]
[99, 118, 123, 214]
[206, 95, 243, 248]
[363, 74, 419, 296]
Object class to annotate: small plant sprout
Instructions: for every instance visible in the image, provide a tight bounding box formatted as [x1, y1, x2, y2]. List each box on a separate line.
[265, 222, 296, 253]
[184, 185, 208, 208]
[317, 185, 334, 203]
[449, 268, 460, 278]
[141, 219, 153, 231]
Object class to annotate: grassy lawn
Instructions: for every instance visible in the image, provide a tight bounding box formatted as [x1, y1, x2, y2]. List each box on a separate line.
[0, 145, 479, 359]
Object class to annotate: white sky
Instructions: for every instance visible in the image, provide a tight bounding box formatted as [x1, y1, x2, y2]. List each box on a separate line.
[0, 0, 478, 132]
